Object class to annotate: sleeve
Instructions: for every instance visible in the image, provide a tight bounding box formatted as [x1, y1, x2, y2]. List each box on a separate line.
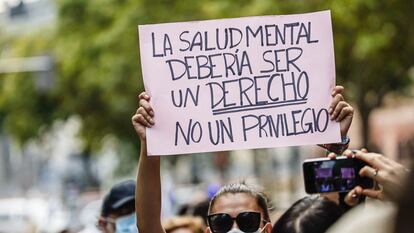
[318, 136, 350, 154]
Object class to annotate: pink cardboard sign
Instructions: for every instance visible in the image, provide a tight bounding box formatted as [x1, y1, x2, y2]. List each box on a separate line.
[138, 10, 340, 156]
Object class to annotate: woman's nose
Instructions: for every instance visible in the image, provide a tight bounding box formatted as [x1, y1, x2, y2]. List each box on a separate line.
[232, 220, 238, 229]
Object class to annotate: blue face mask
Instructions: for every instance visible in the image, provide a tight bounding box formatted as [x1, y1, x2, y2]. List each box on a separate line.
[115, 213, 138, 233]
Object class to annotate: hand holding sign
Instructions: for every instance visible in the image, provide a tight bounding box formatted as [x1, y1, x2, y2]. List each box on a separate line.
[132, 92, 154, 141]
[329, 86, 354, 138]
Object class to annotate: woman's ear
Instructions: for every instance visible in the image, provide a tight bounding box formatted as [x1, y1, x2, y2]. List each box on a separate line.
[205, 226, 211, 233]
[97, 217, 106, 230]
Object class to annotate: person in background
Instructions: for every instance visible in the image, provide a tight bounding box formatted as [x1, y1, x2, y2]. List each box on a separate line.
[97, 180, 138, 233]
[273, 149, 410, 233]
[272, 195, 344, 233]
[163, 216, 204, 233]
[326, 150, 411, 233]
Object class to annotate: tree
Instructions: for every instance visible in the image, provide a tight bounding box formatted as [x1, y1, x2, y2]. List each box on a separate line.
[1, 0, 412, 162]
[330, 0, 414, 147]
[0, 33, 56, 143]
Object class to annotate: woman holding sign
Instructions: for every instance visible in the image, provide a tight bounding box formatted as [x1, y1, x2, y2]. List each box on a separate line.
[132, 86, 353, 233]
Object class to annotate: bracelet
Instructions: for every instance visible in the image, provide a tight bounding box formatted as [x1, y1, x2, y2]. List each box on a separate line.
[318, 136, 350, 154]
[341, 135, 350, 145]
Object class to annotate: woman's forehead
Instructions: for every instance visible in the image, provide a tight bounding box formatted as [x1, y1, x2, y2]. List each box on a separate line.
[210, 193, 262, 217]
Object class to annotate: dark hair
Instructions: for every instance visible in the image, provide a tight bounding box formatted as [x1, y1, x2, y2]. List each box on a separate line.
[193, 199, 210, 224]
[394, 162, 414, 233]
[272, 196, 343, 233]
[101, 180, 135, 217]
[208, 182, 271, 222]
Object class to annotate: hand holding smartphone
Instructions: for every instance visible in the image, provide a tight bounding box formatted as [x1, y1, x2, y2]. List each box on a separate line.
[303, 156, 374, 194]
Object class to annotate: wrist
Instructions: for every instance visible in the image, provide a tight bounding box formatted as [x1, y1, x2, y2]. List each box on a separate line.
[340, 135, 350, 145]
[140, 139, 147, 149]
[318, 136, 350, 154]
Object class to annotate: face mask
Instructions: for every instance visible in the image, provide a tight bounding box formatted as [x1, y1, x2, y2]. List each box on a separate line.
[115, 213, 138, 233]
[226, 223, 268, 233]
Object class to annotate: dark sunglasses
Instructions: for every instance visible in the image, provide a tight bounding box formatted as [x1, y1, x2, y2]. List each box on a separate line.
[207, 211, 262, 233]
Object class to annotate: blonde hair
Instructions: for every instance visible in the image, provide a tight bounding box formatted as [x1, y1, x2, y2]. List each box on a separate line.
[163, 216, 205, 233]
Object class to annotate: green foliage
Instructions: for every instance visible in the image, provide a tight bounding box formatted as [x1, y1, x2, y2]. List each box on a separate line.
[1, 0, 413, 153]
[0, 34, 56, 143]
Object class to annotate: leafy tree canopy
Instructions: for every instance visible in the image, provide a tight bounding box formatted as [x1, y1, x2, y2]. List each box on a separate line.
[0, 0, 412, 155]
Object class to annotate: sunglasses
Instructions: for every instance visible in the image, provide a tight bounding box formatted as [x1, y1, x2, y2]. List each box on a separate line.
[207, 211, 263, 233]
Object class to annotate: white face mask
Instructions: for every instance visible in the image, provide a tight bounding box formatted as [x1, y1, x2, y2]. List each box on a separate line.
[226, 223, 268, 233]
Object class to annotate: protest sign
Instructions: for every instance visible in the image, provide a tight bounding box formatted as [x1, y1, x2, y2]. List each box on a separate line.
[138, 10, 341, 155]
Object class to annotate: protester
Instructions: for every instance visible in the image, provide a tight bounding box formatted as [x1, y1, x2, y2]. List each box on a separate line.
[325, 151, 411, 233]
[134, 139, 272, 232]
[97, 180, 138, 233]
[272, 150, 410, 233]
[132, 85, 354, 233]
[334, 150, 408, 202]
[163, 216, 204, 233]
[207, 182, 272, 233]
[272, 165, 364, 233]
[272, 195, 344, 233]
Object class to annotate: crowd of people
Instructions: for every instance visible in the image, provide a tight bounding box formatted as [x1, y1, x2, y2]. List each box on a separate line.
[94, 86, 412, 233]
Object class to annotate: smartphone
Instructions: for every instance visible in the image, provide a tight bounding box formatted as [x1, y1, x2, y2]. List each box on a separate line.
[303, 156, 374, 194]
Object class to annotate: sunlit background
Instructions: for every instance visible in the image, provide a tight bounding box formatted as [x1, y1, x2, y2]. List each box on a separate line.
[0, 0, 413, 232]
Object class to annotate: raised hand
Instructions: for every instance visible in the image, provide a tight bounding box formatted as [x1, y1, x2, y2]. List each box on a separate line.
[329, 86, 354, 138]
[132, 92, 155, 141]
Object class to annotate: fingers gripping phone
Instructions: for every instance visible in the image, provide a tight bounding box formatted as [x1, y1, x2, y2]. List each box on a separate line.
[303, 156, 374, 194]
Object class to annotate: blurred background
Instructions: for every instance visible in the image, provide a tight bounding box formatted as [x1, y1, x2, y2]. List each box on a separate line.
[0, 0, 413, 232]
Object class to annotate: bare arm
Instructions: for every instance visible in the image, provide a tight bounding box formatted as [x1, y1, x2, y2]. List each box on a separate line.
[133, 92, 165, 233]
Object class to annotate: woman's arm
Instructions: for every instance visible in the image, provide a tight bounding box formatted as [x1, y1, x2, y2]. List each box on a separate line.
[132, 92, 166, 233]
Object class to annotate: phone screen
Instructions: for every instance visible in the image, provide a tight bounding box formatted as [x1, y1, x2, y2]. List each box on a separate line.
[303, 157, 373, 194]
